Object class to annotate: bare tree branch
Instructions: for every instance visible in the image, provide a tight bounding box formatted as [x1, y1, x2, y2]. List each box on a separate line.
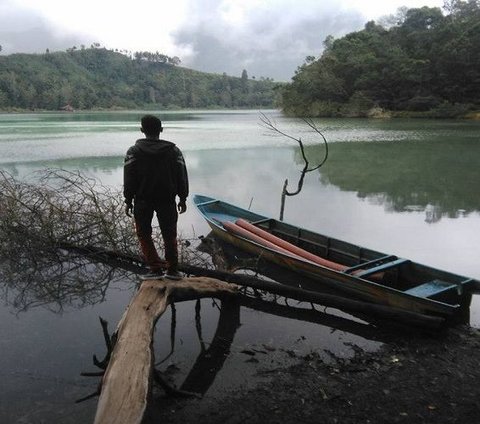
[259, 113, 329, 220]
[0, 169, 214, 312]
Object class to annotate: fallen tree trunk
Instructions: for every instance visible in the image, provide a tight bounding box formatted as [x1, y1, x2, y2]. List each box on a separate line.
[94, 276, 238, 424]
[180, 265, 446, 329]
[59, 244, 445, 328]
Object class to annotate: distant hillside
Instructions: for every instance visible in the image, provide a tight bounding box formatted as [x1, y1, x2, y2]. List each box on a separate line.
[0, 48, 281, 110]
[280, 2, 480, 118]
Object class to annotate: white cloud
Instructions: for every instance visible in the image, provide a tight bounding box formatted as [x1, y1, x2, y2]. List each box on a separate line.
[173, 0, 445, 79]
[1, 0, 446, 79]
[0, 0, 87, 53]
[10, 0, 190, 53]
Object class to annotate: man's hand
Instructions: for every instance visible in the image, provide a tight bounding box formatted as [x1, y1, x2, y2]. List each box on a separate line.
[177, 200, 187, 214]
[125, 203, 133, 217]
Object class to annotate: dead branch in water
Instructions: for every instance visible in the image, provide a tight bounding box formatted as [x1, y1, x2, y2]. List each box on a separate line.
[259, 113, 328, 220]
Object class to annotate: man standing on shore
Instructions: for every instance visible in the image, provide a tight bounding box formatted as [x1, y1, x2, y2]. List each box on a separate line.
[123, 115, 189, 280]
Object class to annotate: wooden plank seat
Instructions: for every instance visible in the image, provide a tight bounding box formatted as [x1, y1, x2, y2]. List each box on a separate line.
[405, 279, 457, 298]
[405, 278, 474, 298]
[354, 258, 409, 278]
[343, 255, 398, 274]
[251, 218, 274, 226]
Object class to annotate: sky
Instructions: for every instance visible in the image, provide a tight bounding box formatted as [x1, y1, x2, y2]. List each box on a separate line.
[0, 0, 445, 81]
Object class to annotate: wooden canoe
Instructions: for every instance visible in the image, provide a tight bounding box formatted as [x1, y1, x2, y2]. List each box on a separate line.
[194, 194, 478, 322]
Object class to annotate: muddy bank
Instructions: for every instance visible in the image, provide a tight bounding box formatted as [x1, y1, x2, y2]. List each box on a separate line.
[149, 325, 480, 424]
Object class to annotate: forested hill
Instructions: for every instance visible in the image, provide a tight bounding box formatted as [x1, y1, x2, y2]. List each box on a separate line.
[281, 1, 480, 118]
[0, 48, 279, 111]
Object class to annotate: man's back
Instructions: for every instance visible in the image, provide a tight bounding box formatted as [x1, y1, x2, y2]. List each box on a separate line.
[124, 138, 188, 203]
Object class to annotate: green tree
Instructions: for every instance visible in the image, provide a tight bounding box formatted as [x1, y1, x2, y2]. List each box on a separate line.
[0, 48, 278, 111]
[280, 2, 480, 117]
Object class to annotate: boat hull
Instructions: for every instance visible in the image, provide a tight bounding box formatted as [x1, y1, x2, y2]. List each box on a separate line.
[195, 195, 476, 321]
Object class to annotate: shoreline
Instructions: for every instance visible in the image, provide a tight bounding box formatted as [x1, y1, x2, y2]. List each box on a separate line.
[1, 107, 480, 120]
[151, 324, 480, 424]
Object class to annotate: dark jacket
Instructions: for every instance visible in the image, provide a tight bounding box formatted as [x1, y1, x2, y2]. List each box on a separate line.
[123, 138, 189, 205]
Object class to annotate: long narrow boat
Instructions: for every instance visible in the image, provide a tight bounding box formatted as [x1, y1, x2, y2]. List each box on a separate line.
[194, 194, 478, 322]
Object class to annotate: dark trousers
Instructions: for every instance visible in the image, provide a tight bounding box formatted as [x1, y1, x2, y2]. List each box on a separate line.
[134, 199, 178, 273]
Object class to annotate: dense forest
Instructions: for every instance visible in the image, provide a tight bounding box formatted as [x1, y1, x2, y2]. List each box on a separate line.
[281, 0, 480, 118]
[0, 47, 279, 110]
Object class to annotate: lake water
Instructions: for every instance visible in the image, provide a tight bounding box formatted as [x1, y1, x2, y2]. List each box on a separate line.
[1, 110, 479, 422]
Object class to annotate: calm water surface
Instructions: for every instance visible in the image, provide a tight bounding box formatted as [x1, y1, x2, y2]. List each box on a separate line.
[0, 110, 479, 422]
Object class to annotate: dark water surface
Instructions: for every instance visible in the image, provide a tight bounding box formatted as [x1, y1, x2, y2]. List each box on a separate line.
[1, 110, 479, 422]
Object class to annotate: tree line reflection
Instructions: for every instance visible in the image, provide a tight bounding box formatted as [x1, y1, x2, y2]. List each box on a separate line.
[300, 138, 480, 222]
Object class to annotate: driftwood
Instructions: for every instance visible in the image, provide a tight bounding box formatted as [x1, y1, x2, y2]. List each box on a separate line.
[94, 276, 238, 424]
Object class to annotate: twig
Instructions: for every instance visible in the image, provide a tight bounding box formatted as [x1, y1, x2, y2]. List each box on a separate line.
[81, 371, 105, 377]
[153, 369, 202, 399]
[75, 386, 102, 404]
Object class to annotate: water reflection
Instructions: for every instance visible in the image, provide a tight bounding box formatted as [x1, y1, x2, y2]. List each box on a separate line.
[0, 226, 389, 403]
[151, 285, 389, 404]
[300, 139, 480, 220]
[0, 248, 135, 313]
[178, 299, 241, 396]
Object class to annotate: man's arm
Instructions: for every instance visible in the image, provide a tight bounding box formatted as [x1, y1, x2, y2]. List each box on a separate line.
[123, 146, 138, 216]
[175, 147, 189, 214]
